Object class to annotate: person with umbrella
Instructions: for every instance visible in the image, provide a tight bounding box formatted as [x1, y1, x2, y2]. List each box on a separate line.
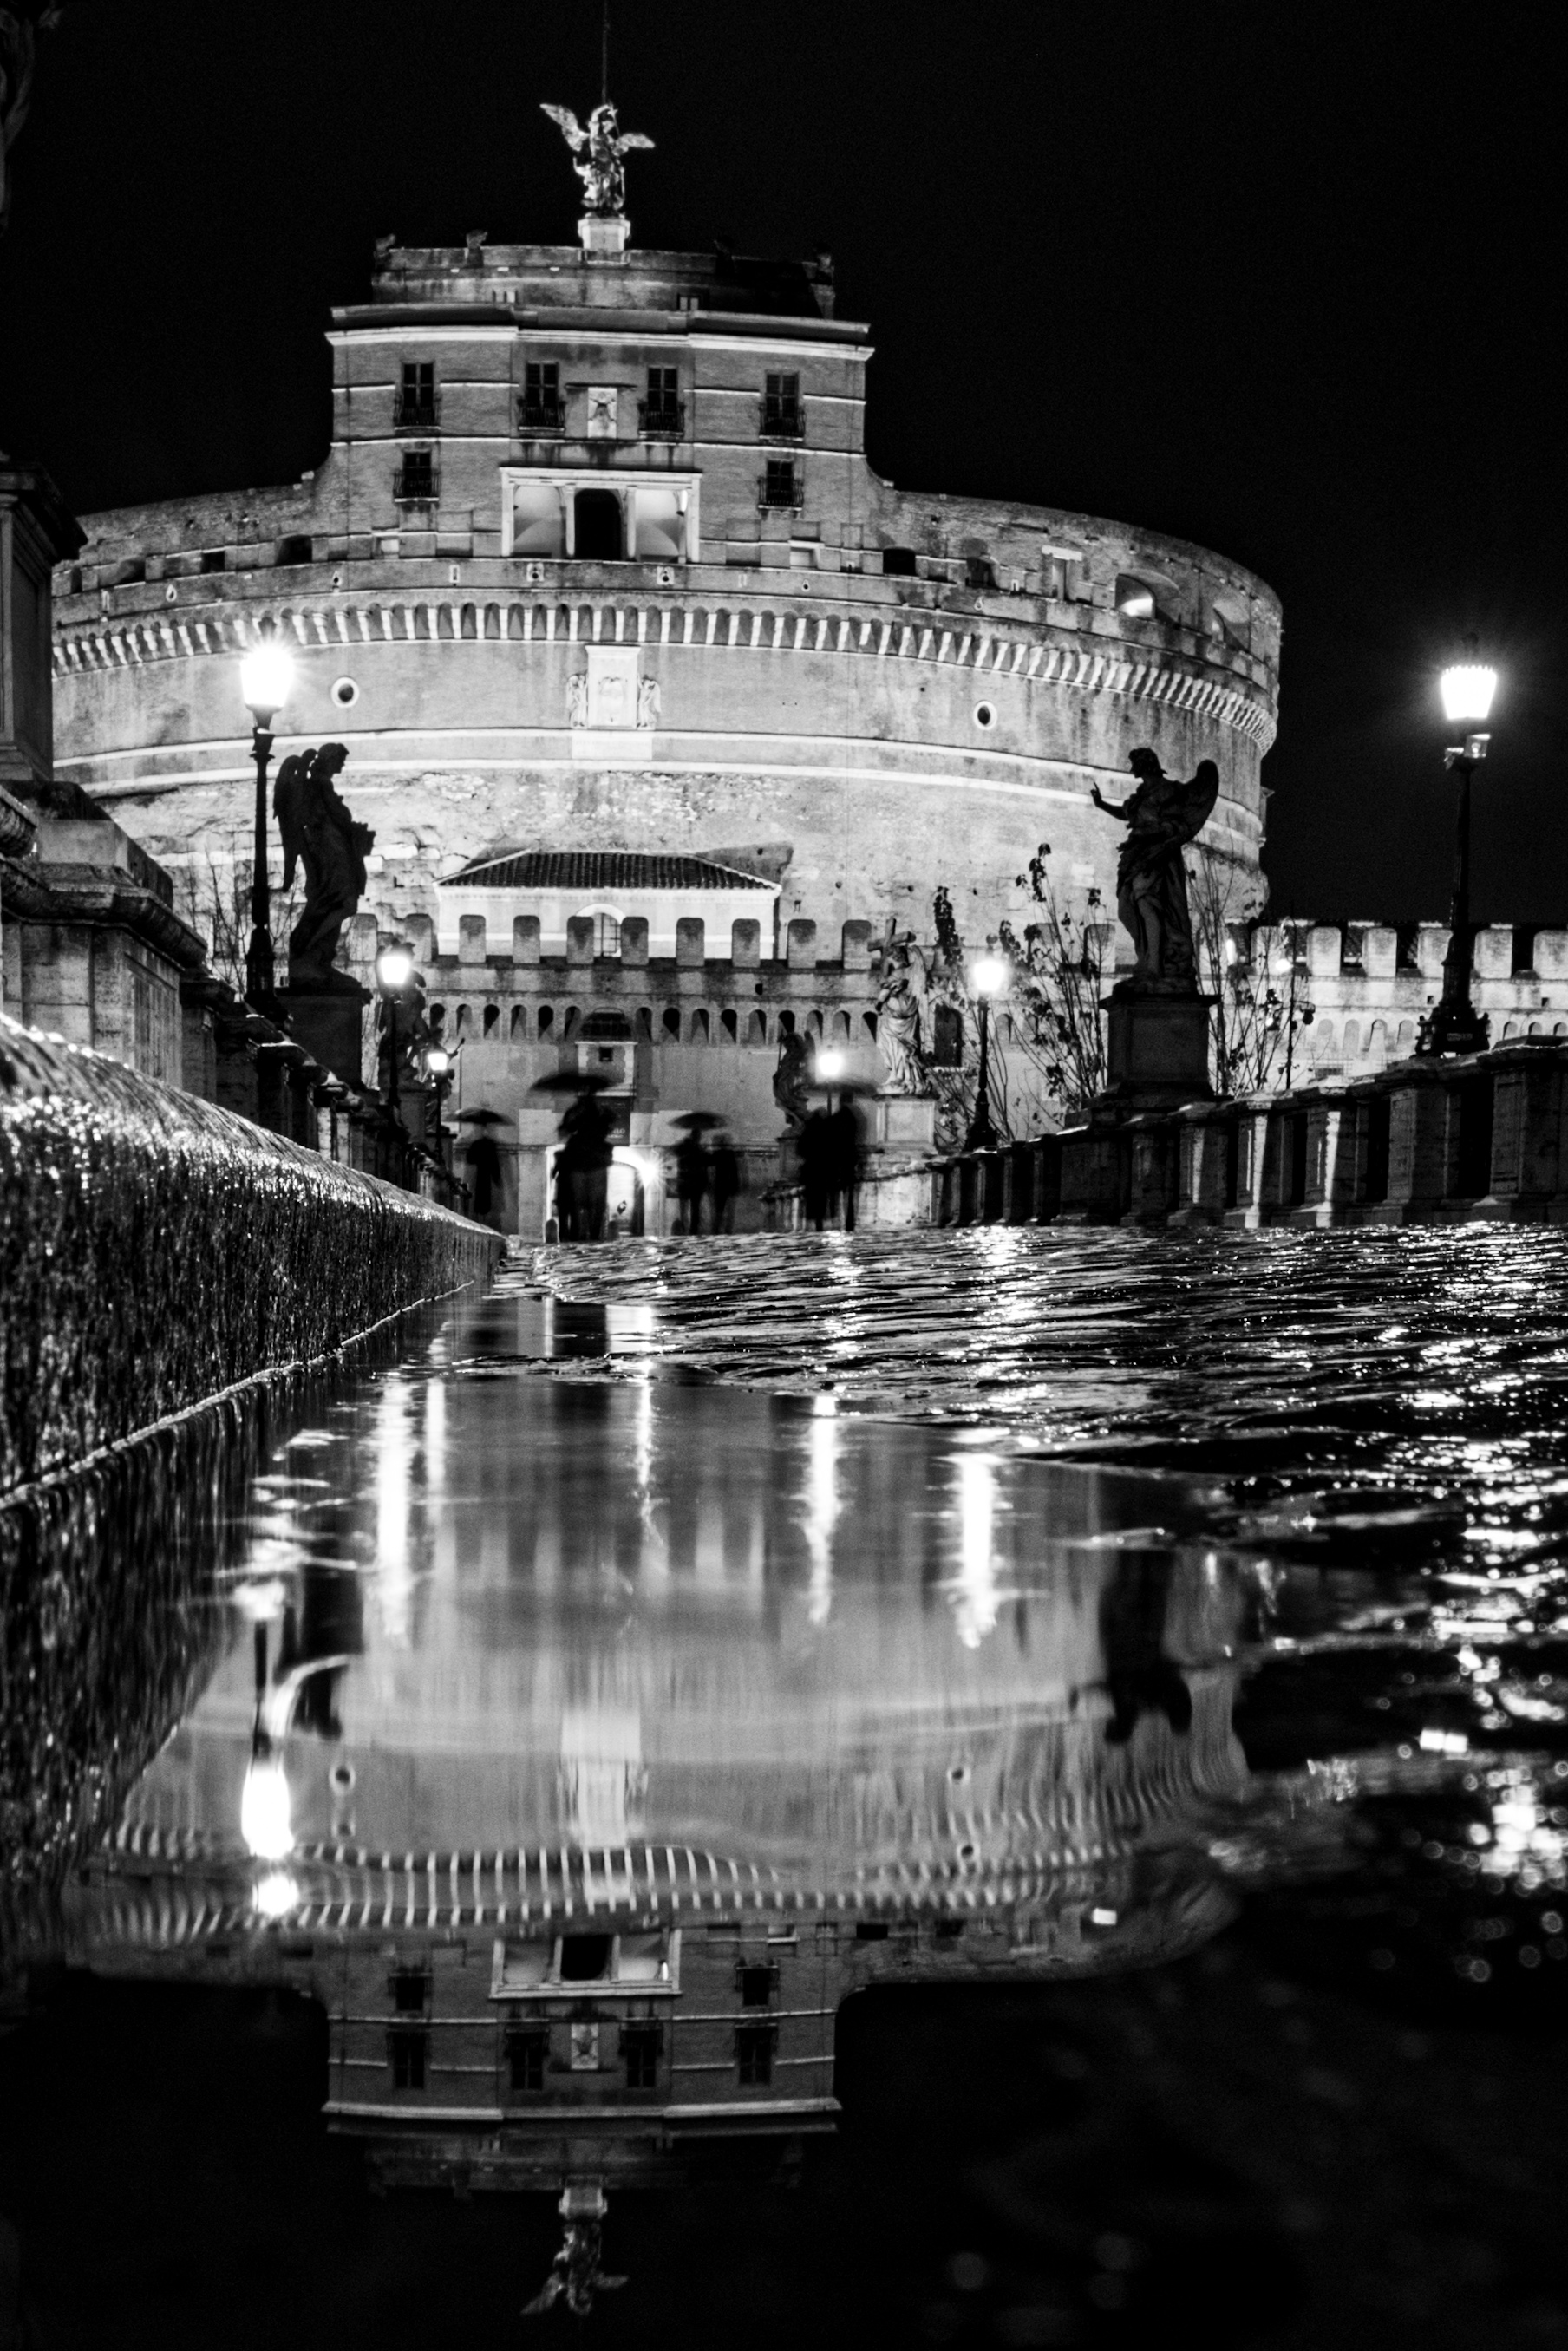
[531, 1071, 617, 1242]
[455, 1107, 513, 1231]
[669, 1109, 722, 1237]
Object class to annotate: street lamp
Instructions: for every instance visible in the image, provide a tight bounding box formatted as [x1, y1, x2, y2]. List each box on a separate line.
[376, 938, 415, 1114]
[816, 1044, 846, 1112]
[238, 632, 294, 1009]
[1421, 659, 1499, 1056]
[423, 1042, 453, 1160]
[964, 955, 1009, 1150]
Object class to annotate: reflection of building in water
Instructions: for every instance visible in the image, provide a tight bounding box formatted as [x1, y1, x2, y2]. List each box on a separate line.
[58, 1834, 1232, 2196]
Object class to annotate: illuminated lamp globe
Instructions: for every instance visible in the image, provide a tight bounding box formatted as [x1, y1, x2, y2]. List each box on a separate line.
[376, 941, 415, 995]
[969, 955, 1010, 999]
[425, 1045, 451, 1078]
[1440, 663, 1498, 724]
[240, 1752, 293, 1862]
[238, 639, 295, 725]
[816, 1048, 846, 1081]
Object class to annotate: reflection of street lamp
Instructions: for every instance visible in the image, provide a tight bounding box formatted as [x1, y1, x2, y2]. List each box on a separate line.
[964, 956, 1009, 1150]
[376, 938, 415, 1114]
[241, 1740, 292, 1860]
[1421, 660, 1498, 1056]
[238, 634, 295, 1009]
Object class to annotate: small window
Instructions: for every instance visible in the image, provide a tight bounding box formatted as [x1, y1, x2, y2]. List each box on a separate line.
[735, 2023, 776, 2086]
[973, 702, 995, 728]
[738, 1963, 776, 2008]
[538, 1004, 555, 1036]
[880, 547, 917, 576]
[964, 555, 997, 591]
[389, 1967, 429, 2013]
[330, 676, 359, 708]
[583, 912, 621, 957]
[761, 459, 800, 511]
[482, 1004, 500, 1036]
[394, 451, 436, 504]
[521, 361, 563, 432]
[199, 549, 226, 574]
[274, 535, 312, 567]
[507, 2026, 547, 2093]
[854, 1921, 889, 1942]
[931, 1003, 964, 1068]
[663, 1006, 682, 1038]
[389, 2028, 428, 2088]
[762, 371, 802, 437]
[622, 2022, 663, 2089]
[397, 360, 437, 428]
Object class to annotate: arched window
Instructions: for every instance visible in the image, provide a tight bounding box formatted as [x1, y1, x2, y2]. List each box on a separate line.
[747, 1009, 768, 1044]
[574, 488, 623, 560]
[689, 1009, 710, 1043]
[482, 1004, 500, 1036]
[662, 1006, 682, 1038]
[1342, 1020, 1360, 1056]
[537, 1004, 555, 1036]
[572, 908, 622, 957]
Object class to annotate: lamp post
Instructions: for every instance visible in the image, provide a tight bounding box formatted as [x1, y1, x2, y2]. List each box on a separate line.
[423, 1042, 453, 1163]
[238, 635, 295, 1009]
[376, 938, 415, 1118]
[964, 956, 1009, 1151]
[1421, 659, 1498, 1057]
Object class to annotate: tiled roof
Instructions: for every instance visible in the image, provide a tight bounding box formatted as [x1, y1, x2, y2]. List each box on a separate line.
[442, 851, 775, 892]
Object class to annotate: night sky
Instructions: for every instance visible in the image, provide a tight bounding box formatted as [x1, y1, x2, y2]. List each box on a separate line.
[2, 1, 1563, 924]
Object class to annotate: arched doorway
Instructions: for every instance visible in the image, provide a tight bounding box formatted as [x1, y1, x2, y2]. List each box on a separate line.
[574, 489, 623, 560]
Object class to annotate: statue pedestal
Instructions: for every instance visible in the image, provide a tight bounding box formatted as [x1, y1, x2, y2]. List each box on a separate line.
[1100, 982, 1213, 1113]
[278, 981, 369, 1088]
[866, 1094, 938, 1153]
[578, 214, 630, 261]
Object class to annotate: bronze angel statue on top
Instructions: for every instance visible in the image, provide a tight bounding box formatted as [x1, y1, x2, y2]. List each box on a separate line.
[1090, 748, 1219, 987]
[540, 100, 653, 217]
[274, 742, 375, 990]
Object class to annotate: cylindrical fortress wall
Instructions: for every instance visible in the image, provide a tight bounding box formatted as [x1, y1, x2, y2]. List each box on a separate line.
[51, 515, 1277, 954]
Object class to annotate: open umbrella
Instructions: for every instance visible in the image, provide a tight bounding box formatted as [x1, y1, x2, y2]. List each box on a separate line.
[668, 1109, 725, 1131]
[455, 1106, 515, 1126]
[529, 1069, 617, 1095]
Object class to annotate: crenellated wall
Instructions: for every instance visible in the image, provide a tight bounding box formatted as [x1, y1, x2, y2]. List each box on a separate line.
[1234, 921, 1568, 1084]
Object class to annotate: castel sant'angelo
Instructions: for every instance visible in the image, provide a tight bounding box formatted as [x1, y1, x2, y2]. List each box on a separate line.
[45, 100, 1284, 1227]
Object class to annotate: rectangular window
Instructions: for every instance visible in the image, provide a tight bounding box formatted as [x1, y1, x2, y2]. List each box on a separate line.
[761, 459, 800, 511]
[394, 450, 436, 503]
[622, 2023, 663, 2089]
[738, 1963, 777, 2008]
[521, 361, 564, 432]
[639, 365, 683, 438]
[396, 361, 437, 428]
[389, 2028, 428, 2090]
[762, 370, 802, 438]
[389, 1967, 429, 2013]
[735, 2023, 775, 2087]
[507, 2027, 547, 2093]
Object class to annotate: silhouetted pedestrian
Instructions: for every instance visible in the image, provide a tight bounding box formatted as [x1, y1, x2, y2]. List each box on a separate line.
[710, 1133, 741, 1231]
[557, 1093, 613, 1241]
[797, 1108, 833, 1231]
[828, 1100, 861, 1231]
[673, 1130, 708, 1235]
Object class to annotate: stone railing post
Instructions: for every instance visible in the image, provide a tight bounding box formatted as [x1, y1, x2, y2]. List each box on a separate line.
[1479, 1045, 1567, 1218]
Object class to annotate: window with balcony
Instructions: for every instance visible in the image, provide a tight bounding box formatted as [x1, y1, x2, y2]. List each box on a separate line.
[395, 361, 437, 429]
[393, 450, 437, 504]
[760, 459, 800, 512]
[761, 370, 803, 439]
[640, 365, 683, 439]
[520, 361, 564, 434]
[735, 2023, 776, 2086]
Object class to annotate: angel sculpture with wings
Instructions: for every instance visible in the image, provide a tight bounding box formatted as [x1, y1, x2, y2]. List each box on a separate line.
[875, 924, 934, 1097]
[1090, 747, 1219, 987]
[274, 743, 375, 989]
[540, 100, 653, 218]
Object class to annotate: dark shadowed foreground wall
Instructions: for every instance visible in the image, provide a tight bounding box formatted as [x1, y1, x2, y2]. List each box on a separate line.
[0, 1013, 502, 1491]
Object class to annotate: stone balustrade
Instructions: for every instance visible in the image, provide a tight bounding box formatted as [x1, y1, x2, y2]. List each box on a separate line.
[904, 1039, 1568, 1234]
